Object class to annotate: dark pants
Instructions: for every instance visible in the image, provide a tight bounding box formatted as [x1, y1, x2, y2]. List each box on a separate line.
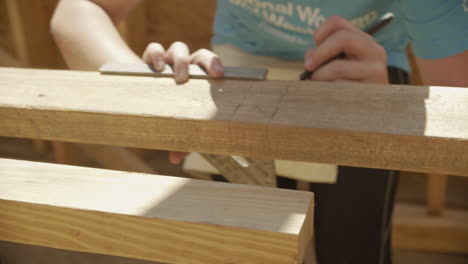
[278, 66, 409, 264]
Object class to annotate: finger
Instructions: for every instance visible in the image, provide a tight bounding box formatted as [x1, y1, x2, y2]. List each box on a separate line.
[311, 59, 388, 83]
[166, 41, 191, 83]
[190, 49, 224, 78]
[169, 151, 190, 165]
[304, 47, 316, 73]
[142, 43, 166, 71]
[314, 15, 361, 46]
[305, 29, 385, 71]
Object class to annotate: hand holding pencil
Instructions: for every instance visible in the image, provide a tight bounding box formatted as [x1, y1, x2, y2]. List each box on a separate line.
[301, 13, 394, 84]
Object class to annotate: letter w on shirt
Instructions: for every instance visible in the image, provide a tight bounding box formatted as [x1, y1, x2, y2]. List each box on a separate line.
[297, 5, 321, 26]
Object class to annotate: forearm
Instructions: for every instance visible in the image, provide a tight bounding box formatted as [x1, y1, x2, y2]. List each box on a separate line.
[51, 0, 141, 70]
[416, 50, 468, 87]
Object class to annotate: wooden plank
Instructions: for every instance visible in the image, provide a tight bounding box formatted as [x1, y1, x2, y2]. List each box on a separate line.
[101, 60, 272, 188]
[393, 203, 468, 254]
[3, 4, 52, 155]
[426, 174, 448, 216]
[0, 67, 467, 176]
[0, 158, 314, 264]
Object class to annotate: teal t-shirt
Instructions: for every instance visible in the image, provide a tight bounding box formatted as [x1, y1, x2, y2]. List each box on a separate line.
[212, 0, 468, 72]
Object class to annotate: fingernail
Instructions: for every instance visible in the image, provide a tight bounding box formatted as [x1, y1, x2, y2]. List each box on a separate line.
[156, 61, 165, 71]
[176, 68, 188, 83]
[213, 64, 224, 74]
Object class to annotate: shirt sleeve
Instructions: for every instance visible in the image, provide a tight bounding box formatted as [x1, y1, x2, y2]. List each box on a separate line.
[398, 0, 468, 59]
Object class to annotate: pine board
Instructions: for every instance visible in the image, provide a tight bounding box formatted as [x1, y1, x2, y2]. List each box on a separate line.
[0, 67, 467, 176]
[0, 158, 314, 264]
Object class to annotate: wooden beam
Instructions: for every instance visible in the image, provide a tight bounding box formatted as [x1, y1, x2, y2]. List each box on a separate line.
[0, 158, 314, 264]
[426, 174, 448, 216]
[52, 141, 81, 165]
[5, 0, 64, 69]
[0, 48, 22, 67]
[5, 0, 28, 65]
[77, 143, 157, 174]
[0, 67, 467, 176]
[32, 139, 49, 153]
[393, 203, 468, 254]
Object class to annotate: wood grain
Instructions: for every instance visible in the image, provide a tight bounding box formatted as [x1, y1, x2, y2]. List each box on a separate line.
[0, 67, 467, 176]
[0, 158, 314, 264]
[393, 203, 468, 254]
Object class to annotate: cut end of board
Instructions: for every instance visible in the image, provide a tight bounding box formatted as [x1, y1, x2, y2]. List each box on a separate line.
[99, 62, 268, 81]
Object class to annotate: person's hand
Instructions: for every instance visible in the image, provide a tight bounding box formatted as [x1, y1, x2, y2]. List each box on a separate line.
[304, 16, 388, 84]
[142, 41, 224, 83]
[142, 41, 224, 164]
[168, 151, 189, 165]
